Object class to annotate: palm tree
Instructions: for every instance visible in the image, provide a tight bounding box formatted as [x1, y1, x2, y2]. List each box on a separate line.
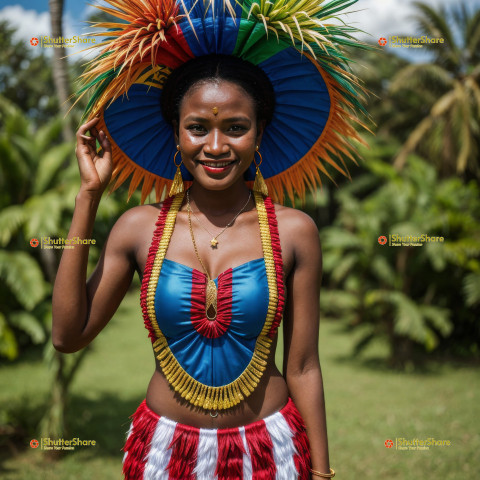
[49, 0, 74, 142]
[389, 2, 480, 180]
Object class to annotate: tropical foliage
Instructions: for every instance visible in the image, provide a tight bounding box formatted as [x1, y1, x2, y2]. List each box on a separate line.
[388, 1, 480, 179]
[319, 141, 480, 365]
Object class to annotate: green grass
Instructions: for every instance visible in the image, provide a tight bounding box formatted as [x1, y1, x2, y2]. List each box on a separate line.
[1, 289, 479, 479]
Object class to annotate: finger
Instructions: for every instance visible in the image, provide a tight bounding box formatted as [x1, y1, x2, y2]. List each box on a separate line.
[79, 134, 97, 147]
[98, 130, 112, 153]
[77, 117, 100, 138]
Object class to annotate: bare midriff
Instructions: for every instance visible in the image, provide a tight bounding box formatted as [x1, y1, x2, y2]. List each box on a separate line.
[145, 336, 290, 429]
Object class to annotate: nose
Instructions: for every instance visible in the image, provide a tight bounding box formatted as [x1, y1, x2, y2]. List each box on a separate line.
[203, 129, 230, 157]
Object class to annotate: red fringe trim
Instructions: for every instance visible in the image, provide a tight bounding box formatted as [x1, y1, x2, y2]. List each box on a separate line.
[264, 196, 286, 339]
[122, 400, 159, 480]
[140, 196, 174, 342]
[166, 424, 200, 480]
[281, 399, 312, 480]
[190, 269, 233, 338]
[245, 420, 276, 480]
[216, 428, 246, 479]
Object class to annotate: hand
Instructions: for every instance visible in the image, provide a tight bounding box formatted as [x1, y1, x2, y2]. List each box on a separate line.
[75, 117, 112, 197]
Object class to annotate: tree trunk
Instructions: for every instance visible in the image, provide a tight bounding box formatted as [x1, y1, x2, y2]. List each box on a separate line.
[49, 0, 74, 143]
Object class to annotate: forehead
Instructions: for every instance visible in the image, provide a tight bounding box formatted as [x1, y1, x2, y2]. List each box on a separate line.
[180, 80, 255, 117]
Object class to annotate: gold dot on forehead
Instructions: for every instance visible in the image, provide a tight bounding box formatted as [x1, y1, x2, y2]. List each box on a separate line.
[212, 106, 219, 116]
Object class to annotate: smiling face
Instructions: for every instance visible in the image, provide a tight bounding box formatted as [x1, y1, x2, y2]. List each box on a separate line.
[175, 80, 263, 191]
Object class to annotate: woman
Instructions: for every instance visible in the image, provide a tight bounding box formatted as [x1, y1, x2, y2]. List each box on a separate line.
[53, 0, 368, 478]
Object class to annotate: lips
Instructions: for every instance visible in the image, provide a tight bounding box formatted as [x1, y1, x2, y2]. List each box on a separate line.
[197, 159, 237, 174]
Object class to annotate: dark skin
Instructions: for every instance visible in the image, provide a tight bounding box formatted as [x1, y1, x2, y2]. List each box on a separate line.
[52, 80, 330, 475]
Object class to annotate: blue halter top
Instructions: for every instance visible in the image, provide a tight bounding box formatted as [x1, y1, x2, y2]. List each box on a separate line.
[140, 191, 285, 411]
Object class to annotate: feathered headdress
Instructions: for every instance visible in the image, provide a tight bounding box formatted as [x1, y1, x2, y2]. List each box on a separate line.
[77, 0, 370, 204]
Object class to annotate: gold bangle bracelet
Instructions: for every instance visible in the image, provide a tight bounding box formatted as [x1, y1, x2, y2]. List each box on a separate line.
[310, 467, 336, 478]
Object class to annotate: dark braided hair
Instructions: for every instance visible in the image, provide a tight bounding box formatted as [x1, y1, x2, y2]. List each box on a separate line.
[160, 54, 275, 128]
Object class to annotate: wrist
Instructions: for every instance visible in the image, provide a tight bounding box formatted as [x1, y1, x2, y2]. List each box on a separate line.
[76, 188, 103, 206]
[310, 467, 335, 478]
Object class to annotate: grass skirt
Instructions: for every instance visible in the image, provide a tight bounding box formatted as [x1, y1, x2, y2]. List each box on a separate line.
[122, 397, 311, 479]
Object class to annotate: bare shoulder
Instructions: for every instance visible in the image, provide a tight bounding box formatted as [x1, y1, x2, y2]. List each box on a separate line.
[113, 202, 162, 230]
[272, 202, 321, 269]
[106, 201, 163, 251]
[273, 203, 319, 240]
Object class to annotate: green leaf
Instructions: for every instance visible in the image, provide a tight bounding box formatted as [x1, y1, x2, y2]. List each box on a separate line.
[420, 305, 452, 337]
[23, 191, 64, 237]
[320, 289, 359, 313]
[371, 256, 397, 287]
[0, 250, 49, 310]
[463, 272, 480, 306]
[34, 117, 64, 154]
[393, 293, 427, 343]
[9, 311, 46, 344]
[0, 313, 19, 360]
[35, 143, 74, 194]
[0, 205, 26, 246]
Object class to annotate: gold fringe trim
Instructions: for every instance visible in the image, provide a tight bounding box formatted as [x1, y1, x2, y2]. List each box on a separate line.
[145, 192, 279, 410]
[146, 192, 184, 338]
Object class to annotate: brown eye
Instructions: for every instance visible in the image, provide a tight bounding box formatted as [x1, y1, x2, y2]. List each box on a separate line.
[188, 124, 207, 133]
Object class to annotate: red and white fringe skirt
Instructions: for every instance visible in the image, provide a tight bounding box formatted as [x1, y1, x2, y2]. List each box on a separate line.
[122, 397, 312, 479]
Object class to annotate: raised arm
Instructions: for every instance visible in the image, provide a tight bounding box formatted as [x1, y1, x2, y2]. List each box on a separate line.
[281, 209, 331, 476]
[52, 118, 135, 353]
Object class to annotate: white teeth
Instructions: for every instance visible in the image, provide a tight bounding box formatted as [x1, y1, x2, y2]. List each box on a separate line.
[201, 161, 233, 167]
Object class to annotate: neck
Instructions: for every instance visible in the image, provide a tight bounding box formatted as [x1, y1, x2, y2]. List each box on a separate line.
[187, 180, 252, 216]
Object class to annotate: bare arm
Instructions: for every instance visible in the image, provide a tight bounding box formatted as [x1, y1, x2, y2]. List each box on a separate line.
[52, 118, 135, 352]
[281, 210, 331, 475]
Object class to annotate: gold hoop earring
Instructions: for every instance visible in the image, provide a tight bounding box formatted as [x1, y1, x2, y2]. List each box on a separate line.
[253, 146, 268, 196]
[169, 145, 184, 197]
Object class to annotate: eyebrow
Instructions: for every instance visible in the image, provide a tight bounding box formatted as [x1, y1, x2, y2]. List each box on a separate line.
[183, 115, 251, 123]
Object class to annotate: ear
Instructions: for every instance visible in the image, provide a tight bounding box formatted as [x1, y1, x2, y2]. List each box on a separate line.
[172, 120, 179, 145]
[255, 120, 266, 147]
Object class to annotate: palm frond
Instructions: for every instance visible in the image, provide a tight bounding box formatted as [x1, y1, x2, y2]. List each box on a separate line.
[0, 206, 27, 246]
[9, 311, 47, 344]
[463, 272, 480, 307]
[34, 144, 74, 195]
[389, 63, 453, 94]
[0, 251, 49, 311]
